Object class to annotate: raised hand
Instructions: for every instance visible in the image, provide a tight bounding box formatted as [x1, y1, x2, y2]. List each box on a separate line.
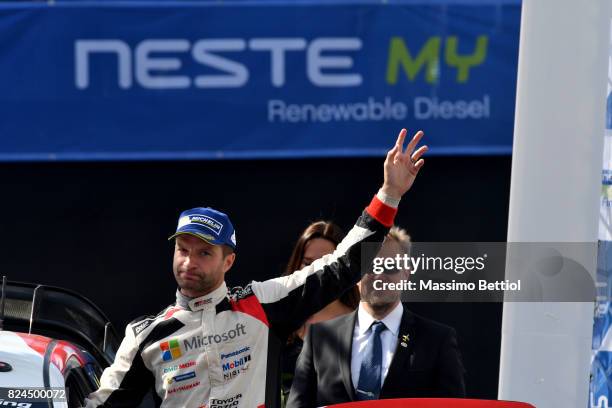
[381, 129, 428, 199]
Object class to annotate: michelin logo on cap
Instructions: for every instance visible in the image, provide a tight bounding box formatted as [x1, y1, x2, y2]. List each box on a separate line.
[177, 214, 223, 235]
[171, 207, 237, 250]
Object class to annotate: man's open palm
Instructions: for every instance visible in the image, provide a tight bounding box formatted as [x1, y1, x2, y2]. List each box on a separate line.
[382, 128, 428, 199]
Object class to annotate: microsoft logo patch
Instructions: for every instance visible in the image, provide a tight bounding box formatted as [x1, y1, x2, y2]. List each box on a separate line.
[160, 339, 182, 361]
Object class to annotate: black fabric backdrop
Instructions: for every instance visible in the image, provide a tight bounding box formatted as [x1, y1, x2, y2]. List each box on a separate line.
[1, 155, 510, 399]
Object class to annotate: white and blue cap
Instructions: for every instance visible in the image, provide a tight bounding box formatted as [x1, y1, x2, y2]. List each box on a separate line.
[168, 207, 236, 250]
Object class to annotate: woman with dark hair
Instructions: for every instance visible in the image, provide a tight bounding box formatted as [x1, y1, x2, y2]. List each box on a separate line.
[280, 221, 360, 405]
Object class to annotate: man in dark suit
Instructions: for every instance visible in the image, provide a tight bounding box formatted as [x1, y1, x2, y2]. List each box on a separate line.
[287, 227, 466, 407]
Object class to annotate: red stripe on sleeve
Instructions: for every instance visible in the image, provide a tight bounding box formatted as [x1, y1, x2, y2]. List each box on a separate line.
[230, 296, 270, 327]
[365, 194, 397, 227]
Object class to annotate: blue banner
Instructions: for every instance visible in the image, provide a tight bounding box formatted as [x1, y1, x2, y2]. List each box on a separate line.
[589, 22, 612, 406]
[592, 241, 612, 408]
[0, 1, 520, 161]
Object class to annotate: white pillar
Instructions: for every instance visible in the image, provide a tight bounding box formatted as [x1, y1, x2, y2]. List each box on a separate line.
[499, 1, 610, 407]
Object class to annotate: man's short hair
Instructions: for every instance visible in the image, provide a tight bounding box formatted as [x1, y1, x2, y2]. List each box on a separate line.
[221, 245, 235, 258]
[386, 226, 411, 256]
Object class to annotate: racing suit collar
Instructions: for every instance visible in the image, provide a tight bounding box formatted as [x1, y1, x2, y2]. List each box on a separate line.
[175, 281, 228, 312]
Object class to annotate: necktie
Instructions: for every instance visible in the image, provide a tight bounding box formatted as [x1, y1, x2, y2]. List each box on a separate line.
[356, 321, 386, 400]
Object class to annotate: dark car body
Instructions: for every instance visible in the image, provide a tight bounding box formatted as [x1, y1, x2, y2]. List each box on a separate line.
[0, 281, 120, 407]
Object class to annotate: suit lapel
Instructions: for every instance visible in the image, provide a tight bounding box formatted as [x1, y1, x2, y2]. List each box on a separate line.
[381, 304, 416, 396]
[337, 311, 358, 401]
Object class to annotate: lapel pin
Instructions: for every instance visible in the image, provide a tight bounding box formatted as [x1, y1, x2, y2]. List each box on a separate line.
[400, 334, 410, 347]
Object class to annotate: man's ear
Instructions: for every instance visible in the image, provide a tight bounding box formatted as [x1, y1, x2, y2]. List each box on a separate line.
[356, 279, 366, 298]
[223, 253, 236, 273]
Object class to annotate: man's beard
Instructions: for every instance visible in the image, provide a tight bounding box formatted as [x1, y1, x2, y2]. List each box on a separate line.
[177, 276, 208, 294]
[175, 270, 219, 296]
[361, 278, 401, 306]
[362, 289, 400, 306]
[367, 300, 398, 316]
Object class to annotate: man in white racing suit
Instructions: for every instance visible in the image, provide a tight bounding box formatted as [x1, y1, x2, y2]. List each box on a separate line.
[84, 129, 428, 408]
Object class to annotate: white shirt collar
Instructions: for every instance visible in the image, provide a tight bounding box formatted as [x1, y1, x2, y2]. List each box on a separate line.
[356, 302, 403, 336]
[175, 281, 228, 312]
